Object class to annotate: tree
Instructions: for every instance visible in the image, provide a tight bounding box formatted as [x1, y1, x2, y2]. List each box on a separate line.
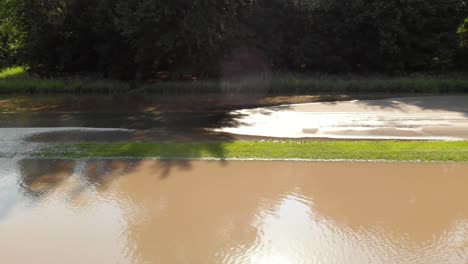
[115, 0, 248, 78]
[1, 0, 466, 77]
[0, 0, 24, 68]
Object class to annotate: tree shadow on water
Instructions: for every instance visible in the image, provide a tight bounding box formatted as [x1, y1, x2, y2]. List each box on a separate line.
[15, 109, 254, 201]
[22, 111, 250, 142]
[322, 95, 468, 116]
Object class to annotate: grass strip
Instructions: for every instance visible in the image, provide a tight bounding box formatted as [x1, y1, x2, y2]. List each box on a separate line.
[2, 67, 468, 94]
[36, 141, 468, 162]
[2, 77, 468, 94]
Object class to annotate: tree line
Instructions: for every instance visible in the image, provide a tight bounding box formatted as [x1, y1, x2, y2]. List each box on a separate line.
[1, 0, 467, 80]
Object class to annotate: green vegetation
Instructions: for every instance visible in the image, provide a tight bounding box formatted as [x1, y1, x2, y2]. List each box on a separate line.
[1, 0, 467, 79]
[0, 67, 129, 93]
[1, 2, 467, 94]
[0, 66, 26, 79]
[36, 141, 468, 162]
[1, 67, 468, 94]
[144, 75, 468, 94]
[0, 77, 129, 94]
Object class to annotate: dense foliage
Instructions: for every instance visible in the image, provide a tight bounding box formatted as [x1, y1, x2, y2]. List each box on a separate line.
[1, 0, 467, 79]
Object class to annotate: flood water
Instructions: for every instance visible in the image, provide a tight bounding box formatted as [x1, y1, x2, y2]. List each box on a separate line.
[1, 160, 467, 264]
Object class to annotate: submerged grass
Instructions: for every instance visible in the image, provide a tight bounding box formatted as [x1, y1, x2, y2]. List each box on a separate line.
[37, 141, 468, 162]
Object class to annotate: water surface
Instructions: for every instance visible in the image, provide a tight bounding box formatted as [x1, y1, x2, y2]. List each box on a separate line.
[0, 160, 467, 263]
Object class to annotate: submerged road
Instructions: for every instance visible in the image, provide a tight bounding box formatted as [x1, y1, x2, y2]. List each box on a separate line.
[214, 96, 468, 140]
[0, 96, 467, 153]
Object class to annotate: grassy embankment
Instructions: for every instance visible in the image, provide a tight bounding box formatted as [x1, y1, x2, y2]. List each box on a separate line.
[0, 67, 129, 94]
[1, 67, 468, 95]
[36, 141, 468, 162]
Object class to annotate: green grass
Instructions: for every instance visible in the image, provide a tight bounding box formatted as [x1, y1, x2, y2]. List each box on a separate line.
[0, 67, 130, 94]
[0, 78, 129, 94]
[1, 67, 468, 94]
[142, 76, 468, 94]
[0, 66, 27, 79]
[267, 75, 468, 94]
[36, 141, 468, 162]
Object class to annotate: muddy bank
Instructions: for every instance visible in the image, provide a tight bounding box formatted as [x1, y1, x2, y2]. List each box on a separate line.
[1, 160, 467, 263]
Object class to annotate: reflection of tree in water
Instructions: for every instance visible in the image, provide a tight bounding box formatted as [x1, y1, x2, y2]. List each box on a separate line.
[14, 159, 290, 262]
[119, 161, 296, 263]
[18, 160, 140, 200]
[81, 160, 140, 190]
[18, 159, 76, 200]
[15, 160, 468, 263]
[18, 159, 202, 201]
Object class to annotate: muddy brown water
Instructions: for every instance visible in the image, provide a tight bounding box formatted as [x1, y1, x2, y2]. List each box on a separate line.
[1, 160, 467, 264]
[1, 95, 467, 142]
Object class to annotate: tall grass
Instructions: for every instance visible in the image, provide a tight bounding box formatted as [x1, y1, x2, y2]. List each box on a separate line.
[0, 67, 130, 94]
[142, 75, 468, 94]
[0, 78, 130, 94]
[267, 75, 468, 94]
[1, 67, 468, 94]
